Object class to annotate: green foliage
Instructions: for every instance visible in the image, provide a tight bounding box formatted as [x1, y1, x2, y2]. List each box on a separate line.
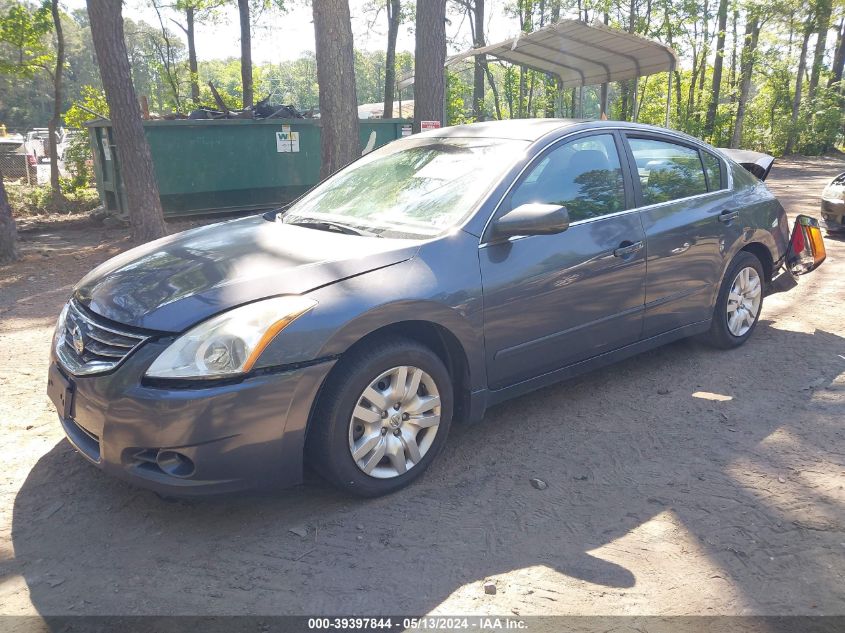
[3, 0, 844, 159]
[62, 139, 93, 191]
[0, 6, 99, 131]
[798, 87, 843, 155]
[123, 17, 188, 113]
[196, 49, 416, 113]
[64, 85, 108, 128]
[4, 181, 99, 216]
[446, 70, 474, 125]
[0, 1, 53, 77]
[62, 85, 108, 190]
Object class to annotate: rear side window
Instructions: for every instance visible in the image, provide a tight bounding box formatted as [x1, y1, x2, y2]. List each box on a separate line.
[508, 133, 626, 223]
[628, 138, 708, 205]
[701, 151, 723, 191]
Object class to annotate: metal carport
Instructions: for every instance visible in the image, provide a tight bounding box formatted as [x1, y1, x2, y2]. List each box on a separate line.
[401, 19, 677, 127]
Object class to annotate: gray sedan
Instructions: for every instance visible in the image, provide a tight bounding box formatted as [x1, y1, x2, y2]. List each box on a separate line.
[47, 120, 825, 497]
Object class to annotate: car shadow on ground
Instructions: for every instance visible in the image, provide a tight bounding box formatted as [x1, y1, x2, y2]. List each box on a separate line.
[6, 317, 845, 617]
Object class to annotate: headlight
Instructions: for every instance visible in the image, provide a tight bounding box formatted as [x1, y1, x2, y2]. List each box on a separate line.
[145, 296, 316, 379]
[52, 302, 69, 352]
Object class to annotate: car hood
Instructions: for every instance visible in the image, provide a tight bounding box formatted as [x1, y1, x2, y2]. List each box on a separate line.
[74, 215, 419, 332]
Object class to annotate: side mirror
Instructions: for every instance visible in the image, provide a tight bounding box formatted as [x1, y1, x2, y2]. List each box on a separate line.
[491, 203, 570, 240]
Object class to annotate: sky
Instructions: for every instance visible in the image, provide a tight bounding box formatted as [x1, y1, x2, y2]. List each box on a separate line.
[64, 0, 525, 64]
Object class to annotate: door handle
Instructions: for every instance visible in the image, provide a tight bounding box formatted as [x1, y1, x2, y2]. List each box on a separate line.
[718, 209, 739, 223]
[613, 240, 644, 258]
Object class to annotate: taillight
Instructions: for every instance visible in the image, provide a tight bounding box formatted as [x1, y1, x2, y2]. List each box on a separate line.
[26, 155, 36, 166]
[787, 215, 826, 274]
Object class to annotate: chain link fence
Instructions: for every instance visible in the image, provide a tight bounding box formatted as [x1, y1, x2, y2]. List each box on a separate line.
[0, 151, 39, 185]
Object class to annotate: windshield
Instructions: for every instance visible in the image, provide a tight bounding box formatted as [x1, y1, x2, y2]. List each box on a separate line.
[280, 136, 527, 239]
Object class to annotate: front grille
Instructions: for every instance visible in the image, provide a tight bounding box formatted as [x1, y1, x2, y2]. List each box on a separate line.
[56, 299, 150, 376]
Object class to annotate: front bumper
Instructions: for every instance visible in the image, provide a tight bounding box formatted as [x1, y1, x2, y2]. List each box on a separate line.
[821, 198, 845, 232]
[50, 339, 335, 495]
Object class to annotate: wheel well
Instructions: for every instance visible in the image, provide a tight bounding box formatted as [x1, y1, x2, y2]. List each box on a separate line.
[741, 242, 774, 282]
[316, 320, 472, 425]
[361, 321, 471, 423]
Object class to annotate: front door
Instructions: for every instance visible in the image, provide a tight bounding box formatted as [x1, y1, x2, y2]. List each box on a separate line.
[480, 132, 647, 390]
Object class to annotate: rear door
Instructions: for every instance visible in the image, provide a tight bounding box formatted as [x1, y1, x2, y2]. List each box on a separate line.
[622, 134, 741, 338]
[479, 131, 647, 390]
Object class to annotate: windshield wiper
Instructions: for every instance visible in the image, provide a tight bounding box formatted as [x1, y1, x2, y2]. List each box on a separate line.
[289, 220, 380, 238]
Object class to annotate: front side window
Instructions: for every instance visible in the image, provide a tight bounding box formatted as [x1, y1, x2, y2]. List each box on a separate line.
[628, 137, 708, 204]
[508, 134, 626, 223]
[281, 136, 528, 239]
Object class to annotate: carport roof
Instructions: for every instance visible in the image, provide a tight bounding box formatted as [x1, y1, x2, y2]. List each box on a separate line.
[399, 19, 677, 90]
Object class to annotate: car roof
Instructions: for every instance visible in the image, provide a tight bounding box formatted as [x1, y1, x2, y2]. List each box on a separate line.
[415, 119, 586, 141]
[415, 119, 712, 146]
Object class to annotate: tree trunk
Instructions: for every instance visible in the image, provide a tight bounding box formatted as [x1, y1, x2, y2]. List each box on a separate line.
[633, 75, 647, 121]
[627, 0, 637, 122]
[828, 18, 844, 90]
[730, 12, 760, 149]
[785, 21, 812, 154]
[484, 64, 503, 119]
[505, 69, 514, 118]
[237, 0, 252, 107]
[729, 7, 738, 102]
[518, 66, 526, 118]
[382, 0, 401, 119]
[599, 10, 609, 117]
[808, 0, 832, 103]
[187, 7, 199, 103]
[829, 18, 845, 148]
[472, 0, 486, 120]
[313, 0, 359, 179]
[414, 0, 447, 125]
[686, 50, 699, 121]
[704, 0, 728, 138]
[544, 74, 558, 117]
[151, 0, 182, 110]
[49, 0, 64, 195]
[87, 0, 167, 243]
[693, 0, 711, 126]
[527, 71, 536, 116]
[0, 170, 18, 264]
[620, 81, 629, 120]
[674, 69, 683, 119]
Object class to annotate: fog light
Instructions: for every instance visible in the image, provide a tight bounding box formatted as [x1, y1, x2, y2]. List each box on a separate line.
[156, 450, 195, 478]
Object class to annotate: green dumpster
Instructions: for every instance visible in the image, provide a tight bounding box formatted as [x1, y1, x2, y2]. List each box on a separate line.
[86, 118, 412, 218]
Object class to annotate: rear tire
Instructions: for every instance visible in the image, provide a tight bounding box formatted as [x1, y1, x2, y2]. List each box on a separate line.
[702, 251, 764, 349]
[305, 336, 453, 497]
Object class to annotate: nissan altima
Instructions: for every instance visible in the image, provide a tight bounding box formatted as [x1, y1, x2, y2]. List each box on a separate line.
[47, 120, 826, 497]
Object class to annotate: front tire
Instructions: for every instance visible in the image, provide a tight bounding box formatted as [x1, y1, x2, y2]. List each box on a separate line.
[703, 251, 764, 349]
[305, 336, 453, 497]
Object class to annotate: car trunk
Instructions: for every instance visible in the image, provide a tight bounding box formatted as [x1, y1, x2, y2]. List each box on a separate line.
[718, 148, 775, 181]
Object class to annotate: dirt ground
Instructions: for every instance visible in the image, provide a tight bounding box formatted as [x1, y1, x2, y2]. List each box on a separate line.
[0, 156, 843, 619]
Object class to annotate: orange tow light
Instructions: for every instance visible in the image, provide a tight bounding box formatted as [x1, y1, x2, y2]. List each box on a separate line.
[787, 215, 826, 274]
